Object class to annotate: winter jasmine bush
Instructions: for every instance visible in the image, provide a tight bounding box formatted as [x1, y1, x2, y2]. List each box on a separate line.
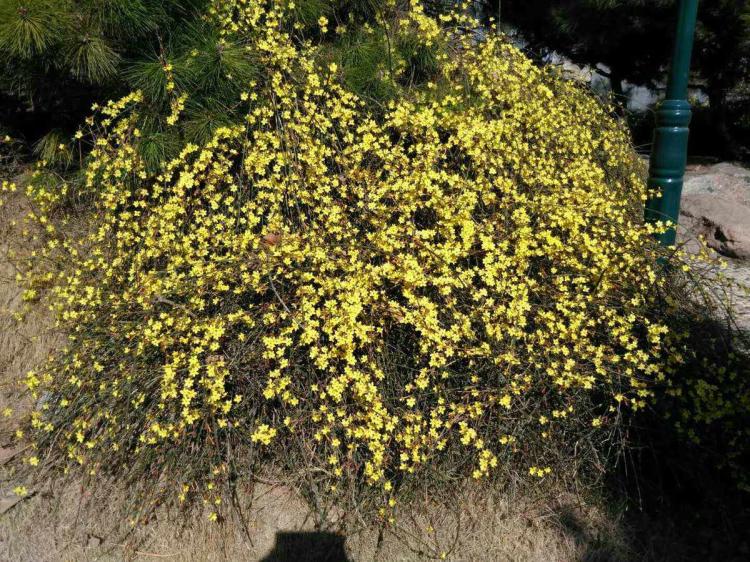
[8, 0, 742, 527]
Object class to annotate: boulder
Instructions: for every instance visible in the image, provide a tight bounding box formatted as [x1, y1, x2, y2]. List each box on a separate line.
[678, 163, 750, 332]
[680, 163, 750, 260]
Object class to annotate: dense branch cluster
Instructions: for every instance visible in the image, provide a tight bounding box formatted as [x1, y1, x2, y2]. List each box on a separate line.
[6, 0, 685, 523]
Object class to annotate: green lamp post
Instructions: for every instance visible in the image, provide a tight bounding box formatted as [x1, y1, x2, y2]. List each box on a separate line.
[644, 0, 700, 247]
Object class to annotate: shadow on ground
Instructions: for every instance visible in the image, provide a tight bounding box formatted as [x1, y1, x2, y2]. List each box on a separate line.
[552, 503, 623, 562]
[260, 531, 350, 562]
[548, 321, 750, 561]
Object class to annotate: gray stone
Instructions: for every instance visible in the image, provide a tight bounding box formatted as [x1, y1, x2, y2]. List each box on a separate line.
[680, 163, 750, 260]
[678, 163, 750, 332]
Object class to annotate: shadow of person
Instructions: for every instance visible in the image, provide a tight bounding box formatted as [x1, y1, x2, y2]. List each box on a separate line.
[259, 531, 351, 562]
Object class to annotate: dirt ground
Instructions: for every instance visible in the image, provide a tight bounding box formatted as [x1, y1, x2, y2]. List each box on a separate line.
[0, 481, 628, 561]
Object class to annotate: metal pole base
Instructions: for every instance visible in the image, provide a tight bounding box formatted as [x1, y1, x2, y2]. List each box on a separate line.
[645, 99, 693, 248]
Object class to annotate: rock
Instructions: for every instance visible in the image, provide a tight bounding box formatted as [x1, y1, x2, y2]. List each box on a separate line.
[0, 446, 20, 464]
[683, 162, 750, 206]
[86, 534, 104, 548]
[678, 163, 750, 332]
[0, 489, 30, 514]
[680, 196, 750, 259]
[680, 163, 750, 260]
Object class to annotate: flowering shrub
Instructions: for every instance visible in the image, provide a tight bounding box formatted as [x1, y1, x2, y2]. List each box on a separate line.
[654, 266, 750, 489]
[6, 0, 685, 522]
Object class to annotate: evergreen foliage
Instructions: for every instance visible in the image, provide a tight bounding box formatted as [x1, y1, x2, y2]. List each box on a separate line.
[0, 0, 203, 139]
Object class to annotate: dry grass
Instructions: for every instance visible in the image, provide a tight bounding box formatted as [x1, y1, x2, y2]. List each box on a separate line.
[0, 479, 628, 561]
[0, 187, 62, 438]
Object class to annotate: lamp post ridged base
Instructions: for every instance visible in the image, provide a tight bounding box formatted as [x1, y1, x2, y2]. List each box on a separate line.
[645, 99, 693, 247]
[645, 0, 699, 248]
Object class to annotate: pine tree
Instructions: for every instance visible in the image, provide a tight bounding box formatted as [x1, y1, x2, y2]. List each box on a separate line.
[0, 1, 206, 143]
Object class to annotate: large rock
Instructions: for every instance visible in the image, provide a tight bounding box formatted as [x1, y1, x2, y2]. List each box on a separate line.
[680, 163, 750, 260]
[678, 163, 750, 332]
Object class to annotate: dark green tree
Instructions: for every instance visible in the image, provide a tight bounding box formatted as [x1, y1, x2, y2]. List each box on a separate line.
[0, 1, 207, 130]
[696, 0, 750, 157]
[492, 1, 673, 100]
[495, 0, 750, 159]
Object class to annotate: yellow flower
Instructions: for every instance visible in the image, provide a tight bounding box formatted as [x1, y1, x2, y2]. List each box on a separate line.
[250, 424, 277, 446]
